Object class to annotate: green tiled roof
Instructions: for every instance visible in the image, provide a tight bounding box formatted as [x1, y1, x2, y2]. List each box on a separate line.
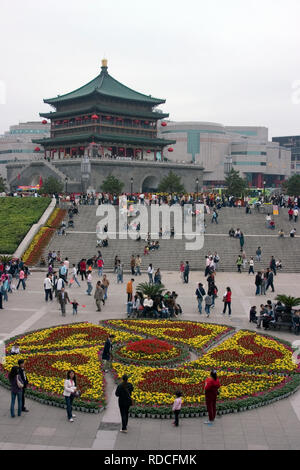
[44, 65, 165, 105]
[33, 133, 176, 147]
[40, 105, 169, 120]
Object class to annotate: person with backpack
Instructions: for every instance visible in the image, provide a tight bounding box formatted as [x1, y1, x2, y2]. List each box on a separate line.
[195, 283, 206, 314]
[205, 294, 212, 317]
[115, 374, 134, 433]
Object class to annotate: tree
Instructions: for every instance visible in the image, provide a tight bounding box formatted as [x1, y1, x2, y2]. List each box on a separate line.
[38, 176, 63, 195]
[157, 171, 185, 193]
[101, 174, 124, 195]
[282, 175, 300, 196]
[275, 295, 300, 313]
[0, 176, 7, 193]
[225, 169, 248, 197]
[136, 282, 166, 299]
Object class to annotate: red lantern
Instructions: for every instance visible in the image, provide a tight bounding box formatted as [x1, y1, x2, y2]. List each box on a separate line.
[147, 150, 151, 154]
[91, 141, 96, 145]
[75, 117, 81, 121]
[80, 147, 85, 150]
[161, 122, 167, 127]
[92, 114, 99, 120]
[119, 147, 124, 151]
[84, 116, 89, 120]
[145, 121, 149, 124]
[63, 119, 68, 123]
[42, 119, 47, 124]
[53, 149, 57, 153]
[168, 148, 174, 152]
[134, 120, 139, 124]
[108, 147, 112, 151]
[106, 116, 111, 120]
[34, 147, 40, 152]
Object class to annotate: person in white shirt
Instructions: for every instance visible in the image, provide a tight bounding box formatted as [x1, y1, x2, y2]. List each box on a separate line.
[63, 370, 77, 422]
[11, 343, 20, 355]
[64, 258, 70, 277]
[56, 277, 65, 296]
[294, 208, 299, 223]
[143, 296, 153, 316]
[248, 257, 255, 275]
[69, 264, 80, 288]
[44, 274, 53, 302]
[147, 264, 154, 284]
[86, 272, 93, 295]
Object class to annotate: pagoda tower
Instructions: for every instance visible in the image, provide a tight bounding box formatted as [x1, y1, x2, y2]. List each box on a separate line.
[34, 59, 175, 161]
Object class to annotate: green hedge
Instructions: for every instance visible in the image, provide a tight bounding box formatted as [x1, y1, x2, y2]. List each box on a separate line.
[0, 197, 51, 254]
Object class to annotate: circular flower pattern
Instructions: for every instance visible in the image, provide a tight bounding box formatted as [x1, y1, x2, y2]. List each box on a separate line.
[0, 321, 299, 416]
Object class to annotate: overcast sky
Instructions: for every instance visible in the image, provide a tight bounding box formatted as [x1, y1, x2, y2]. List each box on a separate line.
[1, 0, 300, 138]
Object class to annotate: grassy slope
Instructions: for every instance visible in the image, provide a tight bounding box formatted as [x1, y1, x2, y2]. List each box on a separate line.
[0, 197, 51, 254]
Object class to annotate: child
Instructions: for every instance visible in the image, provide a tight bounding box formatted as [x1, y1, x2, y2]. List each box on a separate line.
[71, 300, 79, 315]
[172, 391, 182, 427]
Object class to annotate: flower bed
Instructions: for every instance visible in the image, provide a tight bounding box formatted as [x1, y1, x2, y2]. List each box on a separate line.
[22, 208, 67, 265]
[103, 320, 234, 352]
[114, 339, 189, 367]
[1, 321, 299, 416]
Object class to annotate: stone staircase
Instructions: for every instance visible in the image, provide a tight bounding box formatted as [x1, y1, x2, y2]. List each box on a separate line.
[42, 205, 300, 272]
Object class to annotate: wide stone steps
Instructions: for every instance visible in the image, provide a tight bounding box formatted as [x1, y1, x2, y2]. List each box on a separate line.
[42, 204, 300, 272]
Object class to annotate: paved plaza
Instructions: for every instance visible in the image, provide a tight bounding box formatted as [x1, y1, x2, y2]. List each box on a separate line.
[1, 270, 300, 450]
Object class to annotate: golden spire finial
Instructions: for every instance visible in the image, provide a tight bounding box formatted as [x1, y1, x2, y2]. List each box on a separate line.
[102, 58, 108, 68]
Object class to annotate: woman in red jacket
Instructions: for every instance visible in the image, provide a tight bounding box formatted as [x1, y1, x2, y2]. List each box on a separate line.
[222, 287, 232, 316]
[204, 370, 220, 425]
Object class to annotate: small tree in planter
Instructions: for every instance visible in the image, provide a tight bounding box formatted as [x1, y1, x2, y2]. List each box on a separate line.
[275, 295, 300, 314]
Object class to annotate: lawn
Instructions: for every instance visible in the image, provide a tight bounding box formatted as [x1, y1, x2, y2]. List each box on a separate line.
[0, 197, 51, 254]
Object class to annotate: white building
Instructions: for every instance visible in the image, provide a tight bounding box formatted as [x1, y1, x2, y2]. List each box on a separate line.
[0, 121, 50, 179]
[159, 122, 291, 188]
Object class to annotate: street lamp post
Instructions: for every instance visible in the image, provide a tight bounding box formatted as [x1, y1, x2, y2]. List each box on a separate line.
[130, 177, 133, 200]
[65, 176, 68, 194]
[196, 178, 199, 200]
[263, 180, 266, 200]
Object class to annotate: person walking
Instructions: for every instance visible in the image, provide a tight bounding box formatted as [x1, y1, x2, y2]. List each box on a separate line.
[222, 287, 232, 316]
[58, 287, 70, 316]
[135, 255, 142, 276]
[172, 391, 182, 427]
[102, 274, 110, 301]
[130, 255, 136, 276]
[63, 370, 77, 422]
[261, 271, 267, 295]
[270, 256, 277, 276]
[204, 370, 220, 425]
[239, 232, 245, 252]
[184, 261, 190, 284]
[69, 264, 81, 288]
[16, 269, 26, 290]
[115, 374, 134, 433]
[18, 359, 29, 413]
[195, 283, 206, 314]
[79, 259, 87, 281]
[86, 271, 93, 296]
[147, 264, 154, 284]
[256, 247, 262, 262]
[126, 279, 134, 302]
[44, 273, 53, 302]
[255, 272, 262, 295]
[179, 261, 185, 282]
[236, 255, 242, 273]
[266, 268, 275, 293]
[8, 366, 23, 418]
[102, 334, 115, 372]
[116, 262, 124, 284]
[97, 257, 104, 277]
[205, 293, 212, 317]
[154, 268, 162, 285]
[248, 257, 255, 275]
[94, 281, 104, 312]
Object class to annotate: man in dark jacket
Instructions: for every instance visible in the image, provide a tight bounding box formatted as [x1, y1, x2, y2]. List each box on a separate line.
[102, 334, 115, 372]
[184, 261, 190, 284]
[115, 375, 134, 433]
[58, 288, 70, 316]
[195, 283, 206, 314]
[18, 359, 29, 412]
[266, 269, 275, 293]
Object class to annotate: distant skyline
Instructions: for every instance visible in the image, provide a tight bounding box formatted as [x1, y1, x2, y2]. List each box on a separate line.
[1, 0, 300, 138]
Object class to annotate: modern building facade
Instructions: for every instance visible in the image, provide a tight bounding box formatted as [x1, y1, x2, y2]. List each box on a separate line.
[0, 121, 50, 178]
[159, 122, 291, 187]
[34, 59, 175, 161]
[272, 135, 300, 176]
